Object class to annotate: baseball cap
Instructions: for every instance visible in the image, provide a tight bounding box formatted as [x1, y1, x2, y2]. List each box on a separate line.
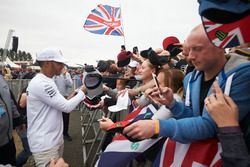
[201, 15, 250, 48]
[97, 60, 109, 72]
[36, 48, 66, 64]
[162, 36, 180, 50]
[128, 60, 139, 68]
[198, 0, 250, 24]
[199, 0, 250, 49]
[117, 51, 132, 67]
[162, 36, 182, 57]
[140, 48, 170, 66]
[108, 90, 131, 112]
[83, 66, 103, 100]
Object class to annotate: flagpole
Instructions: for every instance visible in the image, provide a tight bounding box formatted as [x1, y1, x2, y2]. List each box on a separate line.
[118, 0, 126, 48]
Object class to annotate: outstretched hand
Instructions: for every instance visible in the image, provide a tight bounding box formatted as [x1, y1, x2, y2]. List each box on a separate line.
[123, 120, 157, 140]
[98, 116, 114, 131]
[50, 158, 69, 167]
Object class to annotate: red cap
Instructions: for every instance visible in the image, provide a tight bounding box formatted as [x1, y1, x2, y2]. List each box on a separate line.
[162, 36, 180, 50]
[117, 51, 132, 67]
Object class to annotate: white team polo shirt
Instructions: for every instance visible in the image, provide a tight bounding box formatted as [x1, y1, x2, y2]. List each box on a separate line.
[27, 73, 85, 153]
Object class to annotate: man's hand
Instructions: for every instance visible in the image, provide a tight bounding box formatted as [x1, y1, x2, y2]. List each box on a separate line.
[103, 84, 110, 92]
[50, 158, 69, 167]
[205, 81, 239, 127]
[98, 116, 114, 131]
[95, 99, 104, 109]
[80, 85, 87, 94]
[123, 120, 156, 140]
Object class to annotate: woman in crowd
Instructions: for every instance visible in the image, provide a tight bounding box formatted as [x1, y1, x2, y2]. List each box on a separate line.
[99, 59, 158, 130]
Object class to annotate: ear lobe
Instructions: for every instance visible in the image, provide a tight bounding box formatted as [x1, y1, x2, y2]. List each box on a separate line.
[152, 69, 156, 74]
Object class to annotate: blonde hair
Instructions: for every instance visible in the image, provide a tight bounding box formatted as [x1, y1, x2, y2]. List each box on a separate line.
[144, 59, 160, 74]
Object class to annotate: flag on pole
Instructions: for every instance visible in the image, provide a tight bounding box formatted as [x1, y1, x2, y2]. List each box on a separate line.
[84, 4, 124, 36]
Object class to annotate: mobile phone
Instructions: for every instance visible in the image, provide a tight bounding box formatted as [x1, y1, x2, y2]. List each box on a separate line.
[152, 73, 163, 98]
[121, 45, 126, 51]
[133, 46, 138, 54]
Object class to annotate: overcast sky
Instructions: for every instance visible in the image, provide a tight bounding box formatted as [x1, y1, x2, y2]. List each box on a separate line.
[0, 0, 201, 66]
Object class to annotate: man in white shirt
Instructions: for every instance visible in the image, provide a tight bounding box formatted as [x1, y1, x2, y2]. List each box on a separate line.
[27, 48, 85, 167]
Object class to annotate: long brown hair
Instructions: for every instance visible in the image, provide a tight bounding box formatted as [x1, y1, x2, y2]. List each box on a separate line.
[159, 68, 184, 95]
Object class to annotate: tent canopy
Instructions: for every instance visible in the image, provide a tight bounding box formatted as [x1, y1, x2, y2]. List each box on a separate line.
[5, 57, 20, 68]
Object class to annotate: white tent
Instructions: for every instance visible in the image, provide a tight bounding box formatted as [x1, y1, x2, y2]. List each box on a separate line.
[66, 61, 83, 68]
[5, 57, 20, 68]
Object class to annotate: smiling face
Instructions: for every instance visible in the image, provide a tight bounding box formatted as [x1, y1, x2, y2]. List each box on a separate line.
[138, 59, 156, 83]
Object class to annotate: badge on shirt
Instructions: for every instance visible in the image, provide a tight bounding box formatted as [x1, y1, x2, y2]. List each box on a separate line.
[44, 85, 57, 98]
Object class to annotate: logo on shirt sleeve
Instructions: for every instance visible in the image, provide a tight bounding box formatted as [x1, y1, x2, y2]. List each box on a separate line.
[44, 85, 57, 98]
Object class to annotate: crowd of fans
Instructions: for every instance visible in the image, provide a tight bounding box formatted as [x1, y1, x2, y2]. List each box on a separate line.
[0, 0, 250, 167]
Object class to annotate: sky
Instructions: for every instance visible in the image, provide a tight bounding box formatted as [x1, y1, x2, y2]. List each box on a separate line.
[0, 0, 201, 66]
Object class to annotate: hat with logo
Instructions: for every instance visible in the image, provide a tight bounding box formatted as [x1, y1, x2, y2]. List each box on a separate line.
[83, 65, 103, 100]
[117, 51, 132, 67]
[162, 36, 182, 57]
[199, 0, 250, 48]
[36, 48, 66, 64]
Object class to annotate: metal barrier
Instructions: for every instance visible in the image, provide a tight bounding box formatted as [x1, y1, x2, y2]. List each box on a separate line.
[80, 102, 129, 167]
[7, 79, 30, 101]
[80, 104, 107, 167]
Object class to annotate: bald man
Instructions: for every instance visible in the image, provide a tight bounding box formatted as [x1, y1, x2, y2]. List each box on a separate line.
[123, 25, 250, 143]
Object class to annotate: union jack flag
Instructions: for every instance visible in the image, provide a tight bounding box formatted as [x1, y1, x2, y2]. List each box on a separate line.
[95, 105, 162, 167]
[84, 4, 124, 36]
[152, 138, 222, 167]
[202, 15, 250, 48]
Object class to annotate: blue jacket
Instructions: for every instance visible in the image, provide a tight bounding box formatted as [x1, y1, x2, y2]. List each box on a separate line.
[158, 54, 250, 143]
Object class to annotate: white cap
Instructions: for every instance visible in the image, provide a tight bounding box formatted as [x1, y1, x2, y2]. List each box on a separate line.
[108, 90, 131, 112]
[36, 48, 66, 64]
[128, 60, 139, 68]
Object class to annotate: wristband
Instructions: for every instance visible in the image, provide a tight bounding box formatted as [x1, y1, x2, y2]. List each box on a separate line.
[154, 120, 160, 135]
